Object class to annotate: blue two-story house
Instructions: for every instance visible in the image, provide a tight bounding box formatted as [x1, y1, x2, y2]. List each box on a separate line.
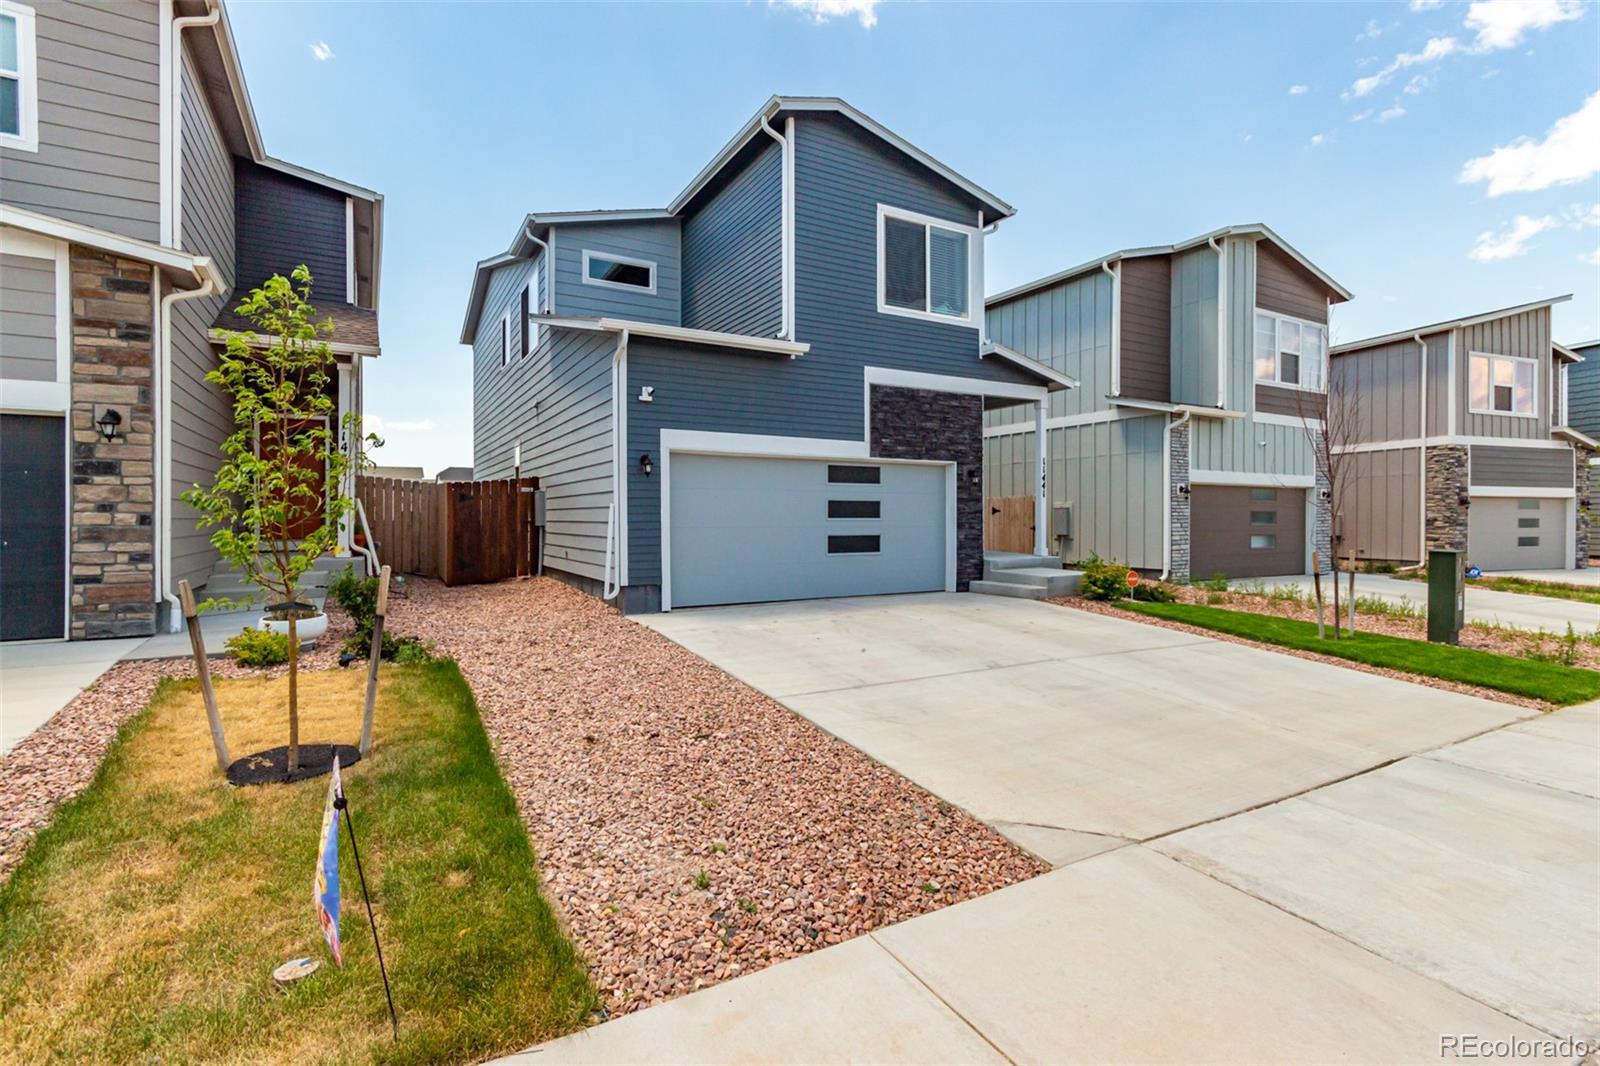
[460, 96, 1072, 612]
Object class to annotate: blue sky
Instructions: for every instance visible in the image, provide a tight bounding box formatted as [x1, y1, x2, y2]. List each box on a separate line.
[226, 0, 1600, 474]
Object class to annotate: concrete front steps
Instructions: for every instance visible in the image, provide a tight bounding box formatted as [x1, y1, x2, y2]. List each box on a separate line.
[198, 552, 367, 613]
[970, 551, 1082, 600]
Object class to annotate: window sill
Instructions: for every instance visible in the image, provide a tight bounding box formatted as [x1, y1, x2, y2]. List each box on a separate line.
[876, 302, 976, 329]
[1467, 407, 1539, 419]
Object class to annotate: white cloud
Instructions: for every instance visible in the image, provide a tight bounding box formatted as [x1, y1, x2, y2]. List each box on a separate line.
[1410, 0, 1445, 10]
[1459, 91, 1600, 196]
[1349, 35, 1457, 97]
[1356, 18, 1396, 40]
[1288, 84, 1309, 95]
[309, 40, 335, 61]
[1464, 0, 1583, 50]
[770, 0, 878, 27]
[1469, 215, 1558, 261]
[1350, 108, 1374, 123]
[1378, 104, 1408, 122]
[1582, 245, 1600, 265]
[1310, 132, 1327, 146]
[1403, 73, 1432, 94]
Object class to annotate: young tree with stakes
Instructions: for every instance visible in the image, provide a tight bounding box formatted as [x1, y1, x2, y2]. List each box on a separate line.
[184, 266, 376, 774]
[1298, 354, 1363, 638]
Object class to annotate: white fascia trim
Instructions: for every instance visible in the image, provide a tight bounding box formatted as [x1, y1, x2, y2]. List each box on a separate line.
[595, 318, 808, 357]
[345, 198, 356, 303]
[983, 408, 1153, 437]
[1335, 435, 1575, 455]
[1191, 469, 1315, 489]
[979, 340, 1078, 390]
[1111, 396, 1245, 420]
[864, 365, 1046, 402]
[0, 378, 69, 413]
[781, 116, 797, 339]
[1330, 295, 1573, 354]
[1469, 485, 1575, 499]
[1554, 426, 1600, 449]
[1447, 329, 1458, 437]
[875, 203, 981, 329]
[1254, 412, 1323, 429]
[1213, 236, 1229, 409]
[581, 248, 658, 296]
[532, 314, 606, 332]
[54, 239, 68, 380]
[1553, 342, 1584, 363]
[1102, 259, 1121, 396]
[209, 330, 380, 359]
[1, 206, 208, 279]
[256, 156, 379, 202]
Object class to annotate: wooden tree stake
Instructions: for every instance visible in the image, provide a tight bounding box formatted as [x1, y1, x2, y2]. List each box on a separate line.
[180, 580, 230, 772]
[288, 613, 300, 773]
[359, 565, 391, 758]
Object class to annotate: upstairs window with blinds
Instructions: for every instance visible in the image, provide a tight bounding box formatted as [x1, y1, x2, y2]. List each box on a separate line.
[878, 205, 976, 324]
[1253, 310, 1326, 390]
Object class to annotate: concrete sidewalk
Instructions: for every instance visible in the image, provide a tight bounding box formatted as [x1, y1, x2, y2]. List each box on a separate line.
[1258, 571, 1599, 633]
[513, 702, 1598, 1064]
[0, 638, 143, 754]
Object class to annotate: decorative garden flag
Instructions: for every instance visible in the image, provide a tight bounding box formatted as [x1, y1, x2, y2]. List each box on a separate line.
[313, 756, 343, 966]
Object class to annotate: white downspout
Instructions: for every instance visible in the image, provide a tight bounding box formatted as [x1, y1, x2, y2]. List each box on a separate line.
[604, 328, 630, 600]
[156, 258, 219, 631]
[522, 221, 552, 315]
[1033, 399, 1048, 557]
[1100, 259, 1120, 397]
[169, 1, 219, 248]
[1414, 332, 1429, 566]
[758, 114, 793, 341]
[1208, 235, 1228, 410]
[1161, 409, 1192, 580]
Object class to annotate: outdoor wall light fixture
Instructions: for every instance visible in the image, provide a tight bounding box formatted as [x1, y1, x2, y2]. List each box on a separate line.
[639, 452, 654, 477]
[96, 408, 125, 442]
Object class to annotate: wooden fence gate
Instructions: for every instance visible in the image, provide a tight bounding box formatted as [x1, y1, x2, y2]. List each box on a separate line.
[357, 475, 539, 586]
[985, 495, 1035, 554]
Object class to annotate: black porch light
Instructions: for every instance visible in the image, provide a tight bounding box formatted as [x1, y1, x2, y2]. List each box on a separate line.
[95, 408, 124, 442]
[639, 452, 654, 477]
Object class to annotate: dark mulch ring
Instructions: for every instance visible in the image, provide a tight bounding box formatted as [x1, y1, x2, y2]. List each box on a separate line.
[225, 743, 362, 786]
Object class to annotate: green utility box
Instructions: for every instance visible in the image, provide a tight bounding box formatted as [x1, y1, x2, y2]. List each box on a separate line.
[1427, 549, 1465, 644]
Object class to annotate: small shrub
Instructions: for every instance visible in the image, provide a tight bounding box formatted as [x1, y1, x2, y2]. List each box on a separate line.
[1362, 561, 1398, 574]
[738, 899, 757, 914]
[1353, 594, 1422, 620]
[693, 869, 710, 890]
[332, 564, 429, 662]
[1130, 582, 1175, 603]
[1267, 584, 1306, 606]
[1079, 555, 1133, 601]
[1559, 623, 1580, 667]
[391, 637, 435, 665]
[1199, 573, 1230, 593]
[224, 627, 289, 666]
[1206, 591, 1228, 606]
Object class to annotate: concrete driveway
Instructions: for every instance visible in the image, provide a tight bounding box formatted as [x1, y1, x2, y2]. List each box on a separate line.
[1259, 571, 1599, 634]
[0, 638, 144, 754]
[522, 594, 1600, 1062]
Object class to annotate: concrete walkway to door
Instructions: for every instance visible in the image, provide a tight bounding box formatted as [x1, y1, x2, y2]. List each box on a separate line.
[510, 597, 1595, 1062]
[0, 638, 144, 754]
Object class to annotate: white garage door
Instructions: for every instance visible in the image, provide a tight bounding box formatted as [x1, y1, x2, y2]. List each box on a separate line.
[1467, 497, 1567, 570]
[668, 454, 948, 609]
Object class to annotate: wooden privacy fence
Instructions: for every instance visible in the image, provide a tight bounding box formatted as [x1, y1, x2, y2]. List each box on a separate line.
[985, 495, 1036, 554]
[357, 475, 539, 586]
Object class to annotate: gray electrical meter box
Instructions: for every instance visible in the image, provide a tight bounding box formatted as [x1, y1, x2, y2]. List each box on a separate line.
[1427, 549, 1465, 644]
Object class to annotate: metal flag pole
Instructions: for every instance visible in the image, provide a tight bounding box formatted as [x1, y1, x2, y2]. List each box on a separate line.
[334, 792, 399, 1040]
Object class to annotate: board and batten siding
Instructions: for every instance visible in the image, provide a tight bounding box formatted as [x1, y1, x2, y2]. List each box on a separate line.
[1169, 244, 1219, 408]
[680, 139, 781, 337]
[1341, 448, 1422, 565]
[168, 46, 236, 592]
[1119, 255, 1170, 402]
[0, 0, 162, 240]
[0, 252, 56, 381]
[1458, 307, 1553, 440]
[234, 159, 348, 301]
[1469, 445, 1573, 488]
[553, 219, 681, 326]
[985, 268, 1113, 429]
[472, 255, 615, 582]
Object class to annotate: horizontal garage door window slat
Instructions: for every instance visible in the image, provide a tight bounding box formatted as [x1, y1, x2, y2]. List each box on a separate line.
[827, 534, 881, 554]
[828, 464, 880, 484]
[828, 499, 881, 519]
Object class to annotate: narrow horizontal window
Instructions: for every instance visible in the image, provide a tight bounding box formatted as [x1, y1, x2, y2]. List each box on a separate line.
[828, 464, 880, 485]
[1517, 517, 1540, 529]
[828, 534, 880, 554]
[1249, 510, 1277, 526]
[1249, 488, 1278, 501]
[1516, 499, 1541, 510]
[828, 499, 880, 519]
[582, 250, 655, 293]
[1516, 536, 1540, 547]
[1249, 534, 1277, 550]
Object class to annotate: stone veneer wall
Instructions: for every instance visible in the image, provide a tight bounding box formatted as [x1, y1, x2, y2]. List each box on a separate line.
[1313, 428, 1333, 569]
[69, 247, 156, 638]
[868, 385, 984, 590]
[1424, 444, 1470, 554]
[1577, 448, 1593, 568]
[1168, 418, 1190, 583]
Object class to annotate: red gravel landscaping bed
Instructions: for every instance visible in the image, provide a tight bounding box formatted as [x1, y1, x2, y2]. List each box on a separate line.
[387, 577, 1047, 1017]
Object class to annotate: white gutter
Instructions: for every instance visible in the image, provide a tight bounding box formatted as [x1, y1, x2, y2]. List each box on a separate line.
[169, 1, 220, 249]
[1208, 235, 1228, 410]
[758, 113, 794, 341]
[1161, 409, 1192, 580]
[1101, 259, 1120, 396]
[1414, 332, 1429, 566]
[604, 329, 631, 601]
[156, 257, 221, 631]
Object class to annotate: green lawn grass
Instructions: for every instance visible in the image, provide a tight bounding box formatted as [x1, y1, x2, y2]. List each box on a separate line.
[1392, 569, 1600, 607]
[1118, 600, 1600, 705]
[0, 661, 595, 1065]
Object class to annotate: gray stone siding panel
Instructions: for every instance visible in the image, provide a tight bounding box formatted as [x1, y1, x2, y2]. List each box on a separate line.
[1169, 419, 1190, 582]
[1576, 450, 1592, 567]
[869, 385, 982, 589]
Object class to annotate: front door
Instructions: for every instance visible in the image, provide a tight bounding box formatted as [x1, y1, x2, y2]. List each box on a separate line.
[1, 414, 66, 640]
[258, 417, 328, 541]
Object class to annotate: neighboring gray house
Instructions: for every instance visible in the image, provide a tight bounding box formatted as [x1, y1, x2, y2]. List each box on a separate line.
[984, 225, 1351, 580]
[0, 0, 382, 641]
[1566, 338, 1600, 445]
[461, 96, 1072, 613]
[1330, 298, 1592, 571]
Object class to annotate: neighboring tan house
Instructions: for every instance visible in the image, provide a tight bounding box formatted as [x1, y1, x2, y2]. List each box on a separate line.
[1330, 297, 1592, 572]
[0, 0, 382, 641]
[461, 96, 1073, 613]
[983, 225, 1351, 580]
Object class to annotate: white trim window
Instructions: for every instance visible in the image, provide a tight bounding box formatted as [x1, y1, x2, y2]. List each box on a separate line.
[876, 204, 979, 326]
[499, 311, 510, 368]
[0, 1, 38, 152]
[1469, 350, 1536, 417]
[1253, 310, 1326, 390]
[582, 249, 656, 295]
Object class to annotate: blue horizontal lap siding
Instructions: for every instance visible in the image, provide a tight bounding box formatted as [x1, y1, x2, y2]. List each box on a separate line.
[1568, 346, 1600, 438]
[624, 113, 1034, 586]
[234, 159, 347, 301]
[553, 219, 682, 326]
[681, 140, 782, 337]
